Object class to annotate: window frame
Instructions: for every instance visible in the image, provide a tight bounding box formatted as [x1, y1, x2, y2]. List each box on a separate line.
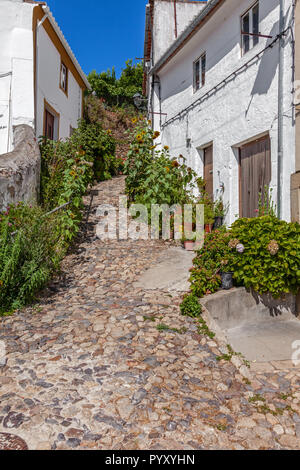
[43, 99, 60, 141]
[193, 52, 206, 94]
[241, 1, 260, 56]
[60, 60, 68, 96]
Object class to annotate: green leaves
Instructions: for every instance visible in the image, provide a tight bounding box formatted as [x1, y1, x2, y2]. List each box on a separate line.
[0, 206, 59, 315]
[124, 120, 197, 212]
[87, 60, 144, 108]
[189, 216, 299, 300]
[180, 293, 203, 318]
[230, 216, 300, 298]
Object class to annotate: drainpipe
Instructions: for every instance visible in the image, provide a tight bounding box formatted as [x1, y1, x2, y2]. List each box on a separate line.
[155, 75, 162, 129]
[34, 9, 49, 134]
[277, 0, 285, 219]
[174, 0, 178, 39]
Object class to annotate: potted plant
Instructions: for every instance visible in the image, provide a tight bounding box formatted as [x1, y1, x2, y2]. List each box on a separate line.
[204, 203, 215, 233]
[196, 178, 216, 233]
[220, 258, 234, 290]
[182, 233, 196, 251]
[220, 240, 245, 290]
[213, 198, 225, 229]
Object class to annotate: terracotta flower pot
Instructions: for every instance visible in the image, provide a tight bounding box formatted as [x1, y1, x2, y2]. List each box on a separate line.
[184, 241, 195, 251]
[205, 224, 213, 234]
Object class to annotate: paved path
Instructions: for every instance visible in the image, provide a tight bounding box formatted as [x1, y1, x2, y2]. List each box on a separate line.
[0, 177, 300, 450]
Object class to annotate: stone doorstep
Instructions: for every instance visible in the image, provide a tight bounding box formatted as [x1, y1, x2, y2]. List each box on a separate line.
[250, 361, 300, 373]
[201, 296, 300, 373]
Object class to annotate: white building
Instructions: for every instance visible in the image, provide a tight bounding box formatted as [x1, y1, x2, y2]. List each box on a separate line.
[0, 0, 90, 155]
[144, 0, 295, 224]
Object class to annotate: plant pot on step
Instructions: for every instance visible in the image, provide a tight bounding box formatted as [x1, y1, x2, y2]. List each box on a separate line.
[213, 216, 224, 230]
[184, 240, 195, 251]
[205, 224, 213, 234]
[221, 272, 234, 290]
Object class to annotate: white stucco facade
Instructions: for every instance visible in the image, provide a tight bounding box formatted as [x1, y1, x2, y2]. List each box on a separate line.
[35, 26, 83, 140]
[0, 0, 35, 154]
[0, 0, 89, 155]
[147, 0, 295, 224]
[152, 0, 206, 63]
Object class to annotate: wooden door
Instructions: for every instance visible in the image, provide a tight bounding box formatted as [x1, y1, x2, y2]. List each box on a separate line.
[45, 109, 55, 140]
[239, 136, 271, 218]
[204, 145, 213, 200]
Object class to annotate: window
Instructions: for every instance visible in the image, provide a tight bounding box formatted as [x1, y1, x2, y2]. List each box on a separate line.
[45, 109, 55, 140]
[241, 2, 259, 55]
[193, 53, 206, 93]
[60, 61, 68, 94]
[43, 100, 60, 141]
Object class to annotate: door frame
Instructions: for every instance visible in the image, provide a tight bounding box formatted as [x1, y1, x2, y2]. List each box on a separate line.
[202, 143, 214, 200]
[238, 134, 271, 218]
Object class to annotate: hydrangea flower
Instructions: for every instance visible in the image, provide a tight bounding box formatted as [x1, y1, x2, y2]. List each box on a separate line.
[236, 243, 245, 253]
[267, 240, 279, 255]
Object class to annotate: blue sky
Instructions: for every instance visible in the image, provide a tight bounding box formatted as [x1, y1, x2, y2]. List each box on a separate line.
[45, 0, 149, 77]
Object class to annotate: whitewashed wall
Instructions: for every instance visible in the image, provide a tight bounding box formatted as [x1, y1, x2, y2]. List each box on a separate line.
[153, 0, 295, 223]
[0, 0, 35, 154]
[36, 26, 82, 140]
[0, 0, 83, 154]
[152, 0, 206, 63]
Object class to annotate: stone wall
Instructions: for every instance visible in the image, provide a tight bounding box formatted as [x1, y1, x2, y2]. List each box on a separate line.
[0, 125, 41, 211]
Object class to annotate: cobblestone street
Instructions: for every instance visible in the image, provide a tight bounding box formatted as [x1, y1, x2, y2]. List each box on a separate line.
[0, 177, 300, 450]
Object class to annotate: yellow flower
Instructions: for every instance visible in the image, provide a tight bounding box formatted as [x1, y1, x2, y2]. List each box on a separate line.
[150, 145, 157, 150]
[153, 131, 160, 140]
[164, 145, 169, 151]
[165, 167, 170, 173]
[132, 118, 138, 124]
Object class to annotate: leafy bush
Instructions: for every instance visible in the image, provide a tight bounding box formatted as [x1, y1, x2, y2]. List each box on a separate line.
[189, 229, 232, 298]
[189, 216, 300, 300]
[180, 293, 202, 318]
[40, 120, 118, 244]
[124, 120, 196, 208]
[70, 120, 117, 182]
[0, 204, 60, 314]
[230, 216, 300, 297]
[88, 60, 144, 108]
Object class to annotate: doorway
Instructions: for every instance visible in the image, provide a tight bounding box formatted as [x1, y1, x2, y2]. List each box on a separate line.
[203, 144, 213, 200]
[239, 135, 271, 218]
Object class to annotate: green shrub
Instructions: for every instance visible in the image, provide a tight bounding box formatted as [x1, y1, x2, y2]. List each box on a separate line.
[0, 204, 60, 314]
[40, 120, 116, 208]
[40, 120, 118, 245]
[189, 229, 232, 298]
[230, 216, 300, 297]
[88, 59, 144, 108]
[124, 120, 196, 208]
[180, 293, 202, 318]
